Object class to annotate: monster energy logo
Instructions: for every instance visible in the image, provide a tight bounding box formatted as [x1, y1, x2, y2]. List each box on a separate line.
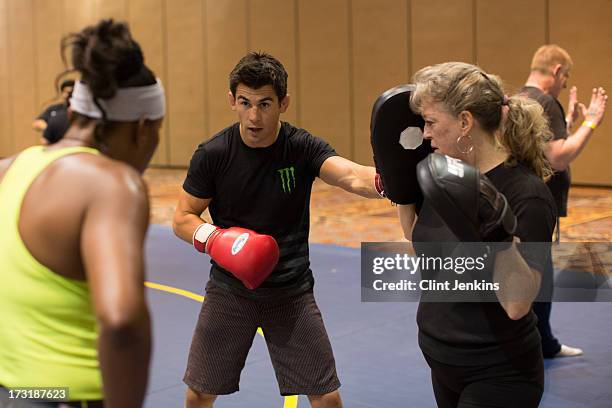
[278, 166, 296, 193]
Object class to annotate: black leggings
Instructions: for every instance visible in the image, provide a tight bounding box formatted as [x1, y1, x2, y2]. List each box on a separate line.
[423, 347, 544, 408]
[533, 301, 562, 357]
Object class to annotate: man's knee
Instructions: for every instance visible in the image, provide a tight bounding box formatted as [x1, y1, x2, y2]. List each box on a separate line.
[307, 390, 343, 408]
[185, 387, 217, 408]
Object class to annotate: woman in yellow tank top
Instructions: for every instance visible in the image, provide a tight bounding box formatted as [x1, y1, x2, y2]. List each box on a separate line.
[0, 19, 165, 408]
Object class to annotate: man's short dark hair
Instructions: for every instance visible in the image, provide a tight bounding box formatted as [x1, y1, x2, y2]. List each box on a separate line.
[229, 52, 288, 101]
[60, 79, 75, 91]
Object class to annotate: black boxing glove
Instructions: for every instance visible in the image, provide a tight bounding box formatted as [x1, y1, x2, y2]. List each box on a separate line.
[416, 154, 517, 242]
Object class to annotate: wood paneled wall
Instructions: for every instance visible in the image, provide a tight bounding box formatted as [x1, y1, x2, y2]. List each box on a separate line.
[0, 0, 610, 185]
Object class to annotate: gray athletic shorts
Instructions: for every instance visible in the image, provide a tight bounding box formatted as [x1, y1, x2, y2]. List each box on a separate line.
[184, 280, 340, 396]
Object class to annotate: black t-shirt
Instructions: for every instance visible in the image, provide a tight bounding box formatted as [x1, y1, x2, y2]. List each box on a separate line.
[520, 86, 570, 216]
[183, 122, 338, 299]
[413, 162, 556, 365]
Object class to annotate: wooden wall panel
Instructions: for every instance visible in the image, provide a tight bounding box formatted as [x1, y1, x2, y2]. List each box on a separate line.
[33, 0, 64, 116]
[7, 0, 37, 151]
[411, 0, 474, 72]
[95, 0, 128, 21]
[165, 0, 206, 165]
[550, 0, 612, 185]
[129, 0, 168, 165]
[298, 0, 351, 156]
[0, 0, 12, 156]
[476, 0, 546, 93]
[205, 0, 248, 138]
[351, 0, 409, 164]
[248, 0, 297, 125]
[62, 0, 96, 34]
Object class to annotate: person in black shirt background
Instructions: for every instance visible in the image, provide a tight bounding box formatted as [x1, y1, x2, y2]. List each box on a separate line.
[172, 52, 383, 408]
[521, 44, 608, 358]
[402, 62, 556, 407]
[32, 79, 74, 145]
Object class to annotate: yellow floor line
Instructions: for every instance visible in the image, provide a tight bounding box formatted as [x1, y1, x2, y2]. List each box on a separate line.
[144, 281, 297, 407]
[144, 281, 204, 302]
[283, 395, 298, 408]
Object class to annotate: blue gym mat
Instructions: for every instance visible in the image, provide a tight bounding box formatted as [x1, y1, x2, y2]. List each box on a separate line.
[143, 225, 612, 408]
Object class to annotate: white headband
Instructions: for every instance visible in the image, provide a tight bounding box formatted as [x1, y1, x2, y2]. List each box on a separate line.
[70, 79, 165, 121]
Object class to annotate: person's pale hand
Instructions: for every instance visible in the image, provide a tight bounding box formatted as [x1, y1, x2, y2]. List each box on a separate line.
[566, 86, 586, 127]
[584, 87, 608, 126]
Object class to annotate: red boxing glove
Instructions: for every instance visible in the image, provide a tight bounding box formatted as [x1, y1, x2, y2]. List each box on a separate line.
[193, 224, 279, 289]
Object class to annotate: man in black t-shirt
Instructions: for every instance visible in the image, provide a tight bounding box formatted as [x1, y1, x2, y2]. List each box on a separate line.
[32, 80, 74, 145]
[521, 44, 607, 358]
[521, 45, 607, 220]
[173, 52, 382, 408]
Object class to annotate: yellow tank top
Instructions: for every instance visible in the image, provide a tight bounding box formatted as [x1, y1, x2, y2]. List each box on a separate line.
[0, 146, 103, 400]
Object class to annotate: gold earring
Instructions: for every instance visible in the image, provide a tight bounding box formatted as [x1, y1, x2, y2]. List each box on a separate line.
[456, 134, 474, 154]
